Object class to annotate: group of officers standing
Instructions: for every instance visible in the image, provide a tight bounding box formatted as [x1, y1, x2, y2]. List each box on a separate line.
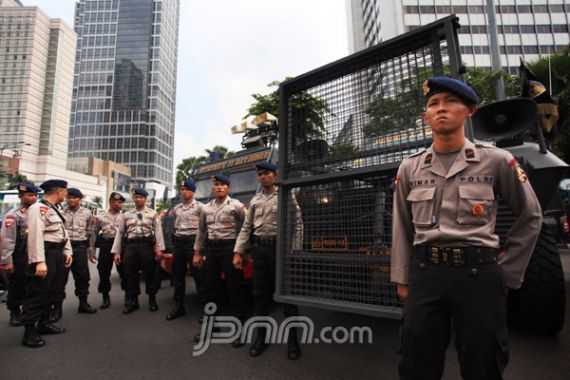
[0, 161, 301, 360]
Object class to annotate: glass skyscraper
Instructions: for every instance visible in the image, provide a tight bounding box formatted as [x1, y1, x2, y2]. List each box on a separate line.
[68, 0, 179, 191]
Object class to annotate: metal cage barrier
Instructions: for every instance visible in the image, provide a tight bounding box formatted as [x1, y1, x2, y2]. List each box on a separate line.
[276, 15, 463, 318]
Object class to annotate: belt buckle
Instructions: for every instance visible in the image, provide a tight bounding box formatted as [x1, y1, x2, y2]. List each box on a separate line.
[430, 247, 440, 264]
[452, 248, 463, 267]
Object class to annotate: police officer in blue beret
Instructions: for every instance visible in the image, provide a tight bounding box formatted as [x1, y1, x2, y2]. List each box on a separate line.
[1, 183, 40, 326]
[92, 192, 128, 309]
[20, 179, 72, 347]
[165, 178, 207, 321]
[392, 77, 543, 378]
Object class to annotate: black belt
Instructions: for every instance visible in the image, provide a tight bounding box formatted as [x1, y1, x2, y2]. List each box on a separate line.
[174, 235, 196, 244]
[207, 239, 236, 248]
[252, 235, 276, 247]
[126, 237, 154, 244]
[45, 241, 67, 249]
[71, 240, 89, 246]
[414, 245, 498, 267]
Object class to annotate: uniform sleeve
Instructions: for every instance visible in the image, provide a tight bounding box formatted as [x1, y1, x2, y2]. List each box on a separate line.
[0, 212, 17, 265]
[27, 204, 46, 264]
[235, 200, 247, 234]
[390, 160, 415, 285]
[86, 210, 96, 250]
[154, 214, 166, 251]
[194, 210, 207, 251]
[234, 201, 254, 254]
[111, 215, 125, 254]
[291, 195, 304, 251]
[63, 237, 73, 257]
[90, 216, 101, 250]
[496, 152, 543, 289]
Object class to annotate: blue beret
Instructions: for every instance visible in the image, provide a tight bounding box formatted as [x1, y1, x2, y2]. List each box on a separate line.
[40, 179, 68, 191]
[17, 183, 40, 194]
[181, 178, 197, 191]
[212, 174, 230, 186]
[109, 192, 126, 202]
[132, 188, 149, 197]
[67, 188, 83, 198]
[423, 76, 478, 105]
[256, 162, 278, 172]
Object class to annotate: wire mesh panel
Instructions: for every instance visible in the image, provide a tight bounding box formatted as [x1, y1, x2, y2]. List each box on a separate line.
[276, 16, 462, 317]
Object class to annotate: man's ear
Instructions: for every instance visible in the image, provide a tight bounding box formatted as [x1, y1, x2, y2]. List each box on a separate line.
[467, 104, 478, 118]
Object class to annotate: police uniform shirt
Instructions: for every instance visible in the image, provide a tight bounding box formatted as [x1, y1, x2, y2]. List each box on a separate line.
[0, 204, 29, 265]
[234, 189, 305, 254]
[391, 139, 543, 290]
[194, 196, 247, 250]
[26, 201, 73, 264]
[172, 199, 204, 237]
[234, 189, 278, 254]
[93, 210, 122, 239]
[62, 206, 93, 242]
[111, 207, 166, 254]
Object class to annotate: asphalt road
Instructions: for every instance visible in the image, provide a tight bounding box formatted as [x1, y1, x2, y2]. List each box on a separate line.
[1, 250, 569, 380]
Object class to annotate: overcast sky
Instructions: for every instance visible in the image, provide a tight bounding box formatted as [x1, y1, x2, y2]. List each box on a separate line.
[23, 0, 350, 171]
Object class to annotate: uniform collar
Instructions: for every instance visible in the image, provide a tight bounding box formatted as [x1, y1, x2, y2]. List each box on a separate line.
[421, 139, 480, 178]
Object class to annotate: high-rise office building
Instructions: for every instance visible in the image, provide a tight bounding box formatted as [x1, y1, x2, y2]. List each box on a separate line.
[0, 1, 104, 197]
[68, 0, 180, 195]
[346, 0, 570, 73]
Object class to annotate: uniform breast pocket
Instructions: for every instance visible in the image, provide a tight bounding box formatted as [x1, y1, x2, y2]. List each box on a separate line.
[125, 218, 137, 228]
[46, 214, 62, 230]
[407, 187, 436, 227]
[457, 185, 495, 225]
[206, 215, 215, 225]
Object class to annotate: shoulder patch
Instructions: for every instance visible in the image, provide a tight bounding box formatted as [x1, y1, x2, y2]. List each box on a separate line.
[39, 206, 49, 216]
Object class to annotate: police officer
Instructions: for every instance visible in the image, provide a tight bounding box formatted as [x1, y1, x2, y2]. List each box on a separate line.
[391, 77, 543, 379]
[233, 162, 303, 360]
[112, 188, 166, 314]
[55, 187, 97, 316]
[166, 178, 206, 321]
[92, 192, 128, 309]
[0, 183, 39, 327]
[21, 179, 73, 348]
[193, 174, 247, 347]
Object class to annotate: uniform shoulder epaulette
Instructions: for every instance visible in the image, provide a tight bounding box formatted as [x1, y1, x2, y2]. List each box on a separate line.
[474, 141, 496, 149]
[407, 148, 427, 158]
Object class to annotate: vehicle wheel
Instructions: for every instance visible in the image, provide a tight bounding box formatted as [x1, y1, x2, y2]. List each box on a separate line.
[507, 224, 566, 334]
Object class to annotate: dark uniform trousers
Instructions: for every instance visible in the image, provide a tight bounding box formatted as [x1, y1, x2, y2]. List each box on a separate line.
[6, 238, 28, 312]
[124, 239, 158, 297]
[202, 240, 246, 319]
[173, 236, 206, 303]
[251, 240, 298, 317]
[399, 254, 509, 380]
[21, 242, 67, 324]
[56, 240, 90, 303]
[96, 238, 127, 294]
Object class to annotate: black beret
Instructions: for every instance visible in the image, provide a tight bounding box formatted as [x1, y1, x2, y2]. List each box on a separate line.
[423, 76, 478, 105]
[256, 162, 278, 172]
[181, 178, 197, 191]
[212, 174, 230, 186]
[39, 179, 68, 191]
[67, 188, 83, 198]
[109, 192, 126, 202]
[17, 183, 40, 194]
[132, 188, 149, 197]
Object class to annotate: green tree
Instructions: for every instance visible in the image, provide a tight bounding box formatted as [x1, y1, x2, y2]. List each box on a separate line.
[92, 196, 103, 208]
[525, 47, 570, 163]
[174, 145, 235, 190]
[362, 67, 522, 138]
[156, 197, 171, 213]
[5, 172, 30, 189]
[245, 78, 332, 143]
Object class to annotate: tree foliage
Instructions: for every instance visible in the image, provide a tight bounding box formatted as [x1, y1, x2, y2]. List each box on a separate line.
[175, 146, 235, 190]
[245, 78, 332, 143]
